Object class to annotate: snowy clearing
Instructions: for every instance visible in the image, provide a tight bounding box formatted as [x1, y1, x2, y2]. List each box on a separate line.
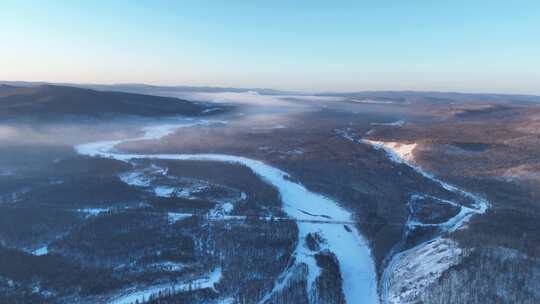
[32, 246, 48, 256]
[385, 238, 464, 304]
[108, 268, 222, 304]
[363, 139, 417, 163]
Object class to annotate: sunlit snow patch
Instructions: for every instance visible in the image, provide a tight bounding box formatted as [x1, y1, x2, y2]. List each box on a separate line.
[363, 139, 417, 163]
[32, 246, 48, 256]
[108, 268, 222, 304]
[385, 238, 463, 304]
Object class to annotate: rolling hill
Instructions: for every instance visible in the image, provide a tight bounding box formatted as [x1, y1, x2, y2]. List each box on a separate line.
[0, 85, 220, 120]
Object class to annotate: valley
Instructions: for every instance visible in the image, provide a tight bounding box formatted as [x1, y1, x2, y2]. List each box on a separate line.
[1, 84, 539, 303]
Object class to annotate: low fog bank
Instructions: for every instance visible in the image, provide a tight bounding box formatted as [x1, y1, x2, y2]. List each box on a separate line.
[0, 85, 417, 175]
[0, 116, 207, 172]
[0, 120, 134, 173]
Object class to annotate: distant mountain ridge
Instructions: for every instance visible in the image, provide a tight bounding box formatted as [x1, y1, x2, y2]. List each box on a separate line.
[317, 90, 540, 104]
[0, 81, 296, 96]
[0, 85, 223, 121]
[2, 80, 540, 104]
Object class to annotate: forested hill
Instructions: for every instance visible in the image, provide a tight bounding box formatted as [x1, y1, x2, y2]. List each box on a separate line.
[0, 85, 222, 120]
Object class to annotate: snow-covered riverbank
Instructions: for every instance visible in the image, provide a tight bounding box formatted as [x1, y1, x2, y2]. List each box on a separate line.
[361, 138, 488, 304]
[75, 121, 378, 304]
[335, 127, 490, 303]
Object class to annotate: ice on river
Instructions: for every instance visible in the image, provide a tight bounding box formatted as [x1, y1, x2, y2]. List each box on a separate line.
[76, 121, 378, 304]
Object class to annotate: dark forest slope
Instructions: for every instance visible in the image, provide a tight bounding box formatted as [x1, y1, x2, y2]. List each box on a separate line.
[0, 85, 218, 120]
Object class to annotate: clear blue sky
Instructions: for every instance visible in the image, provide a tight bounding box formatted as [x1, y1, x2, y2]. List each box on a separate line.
[1, 1, 539, 94]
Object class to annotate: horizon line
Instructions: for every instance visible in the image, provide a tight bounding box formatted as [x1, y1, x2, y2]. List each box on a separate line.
[2, 79, 540, 98]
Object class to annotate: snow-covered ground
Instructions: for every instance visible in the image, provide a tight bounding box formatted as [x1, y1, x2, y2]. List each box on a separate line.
[108, 268, 222, 304]
[32, 246, 48, 256]
[358, 137, 489, 304]
[76, 121, 378, 304]
[384, 238, 464, 304]
[406, 194, 475, 231]
[147, 261, 186, 272]
[363, 139, 488, 213]
[77, 208, 109, 217]
[215, 297, 235, 304]
[363, 139, 417, 163]
[120, 162, 244, 218]
[335, 128, 489, 303]
[120, 167, 211, 200]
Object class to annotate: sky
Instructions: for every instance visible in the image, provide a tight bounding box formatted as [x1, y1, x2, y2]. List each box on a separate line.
[1, 1, 540, 94]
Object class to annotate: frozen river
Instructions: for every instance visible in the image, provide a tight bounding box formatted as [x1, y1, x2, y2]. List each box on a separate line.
[76, 120, 378, 304]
